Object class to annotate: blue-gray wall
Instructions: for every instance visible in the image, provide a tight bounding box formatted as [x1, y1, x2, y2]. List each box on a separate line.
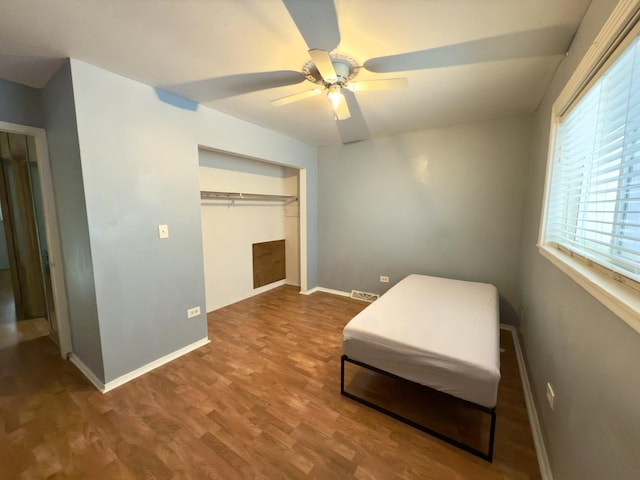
[69, 61, 208, 383]
[519, 0, 640, 478]
[318, 116, 532, 309]
[40, 62, 104, 380]
[0, 78, 43, 128]
[68, 58, 317, 383]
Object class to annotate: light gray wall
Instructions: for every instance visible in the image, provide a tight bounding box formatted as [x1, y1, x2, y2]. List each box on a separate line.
[0, 78, 43, 128]
[318, 116, 532, 309]
[518, 0, 640, 478]
[40, 62, 104, 380]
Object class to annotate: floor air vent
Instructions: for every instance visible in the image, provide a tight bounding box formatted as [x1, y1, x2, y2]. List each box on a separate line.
[350, 290, 380, 302]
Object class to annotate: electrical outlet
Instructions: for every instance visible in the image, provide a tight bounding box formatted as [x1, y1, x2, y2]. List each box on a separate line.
[546, 382, 555, 410]
[380, 275, 389, 283]
[187, 306, 200, 319]
[158, 224, 169, 239]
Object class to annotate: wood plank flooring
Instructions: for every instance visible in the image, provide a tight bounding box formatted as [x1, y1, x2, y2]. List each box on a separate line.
[0, 268, 49, 350]
[0, 285, 541, 479]
[0, 268, 17, 326]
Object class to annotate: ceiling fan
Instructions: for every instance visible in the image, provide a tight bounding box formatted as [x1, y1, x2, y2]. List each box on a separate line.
[273, 0, 409, 142]
[270, 0, 573, 143]
[165, 0, 574, 144]
[270, 49, 408, 121]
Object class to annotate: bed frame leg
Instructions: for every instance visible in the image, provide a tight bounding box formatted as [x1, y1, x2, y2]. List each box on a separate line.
[487, 407, 497, 462]
[340, 355, 345, 395]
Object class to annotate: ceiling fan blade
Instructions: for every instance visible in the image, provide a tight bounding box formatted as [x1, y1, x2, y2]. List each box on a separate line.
[347, 78, 408, 92]
[333, 93, 351, 120]
[336, 90, 369, 144]
[364, 26, 575, 73]
[308, 49, 338, 83]
[164, 70, 306, 103]
[271, 88, 322, 106]
[282, 0, 340, 52]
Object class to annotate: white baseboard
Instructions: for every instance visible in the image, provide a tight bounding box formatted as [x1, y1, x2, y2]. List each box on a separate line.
[69, 354, 107, 393]
[254, 279, 287, 295]
[300, 286, 350, 297]
[70, 337, 211, 394]
[500, 324, 553, 480]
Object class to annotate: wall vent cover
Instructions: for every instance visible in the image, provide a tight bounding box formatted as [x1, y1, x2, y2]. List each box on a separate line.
[350, 290, 380, 302]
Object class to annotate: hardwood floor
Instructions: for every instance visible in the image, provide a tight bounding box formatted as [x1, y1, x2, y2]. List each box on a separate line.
[0, 268, 16, 326]
[0, 286, 541, 479]
[0, 268, 49, 350]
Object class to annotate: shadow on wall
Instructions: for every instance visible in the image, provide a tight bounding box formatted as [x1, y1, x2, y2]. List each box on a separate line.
[499, 295, 520, 327]
[153, 88, 199, 111]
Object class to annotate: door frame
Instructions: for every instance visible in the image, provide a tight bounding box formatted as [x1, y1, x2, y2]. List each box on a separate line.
[299, 168, 308, 292]
[0, 120, 72, 358]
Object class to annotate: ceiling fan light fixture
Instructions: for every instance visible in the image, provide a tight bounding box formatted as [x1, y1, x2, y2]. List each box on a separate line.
[327, 84, 343, 111]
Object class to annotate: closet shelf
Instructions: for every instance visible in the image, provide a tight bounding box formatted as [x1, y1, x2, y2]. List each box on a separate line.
[200, 190, 298, 204]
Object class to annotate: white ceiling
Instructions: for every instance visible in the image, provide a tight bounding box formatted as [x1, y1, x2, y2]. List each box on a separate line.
[0, 0, 591, 146]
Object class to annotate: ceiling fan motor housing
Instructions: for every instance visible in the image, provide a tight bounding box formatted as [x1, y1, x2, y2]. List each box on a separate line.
[303, 53, 359, 85]
[332, 61, 351, 85]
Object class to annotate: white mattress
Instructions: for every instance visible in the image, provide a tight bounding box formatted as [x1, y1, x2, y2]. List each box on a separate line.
[342, 274, 501, 408]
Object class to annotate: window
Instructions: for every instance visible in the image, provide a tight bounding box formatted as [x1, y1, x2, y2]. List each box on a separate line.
[540, 2, 640, 333]
[546, 33, 640, 281]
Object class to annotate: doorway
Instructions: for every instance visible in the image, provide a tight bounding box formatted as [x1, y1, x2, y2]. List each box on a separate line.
[0, 122, 71, 356]
[0, 131, 54, 344]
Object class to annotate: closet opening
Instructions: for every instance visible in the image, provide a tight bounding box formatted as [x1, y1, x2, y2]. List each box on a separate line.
[198, 148, 304, 313]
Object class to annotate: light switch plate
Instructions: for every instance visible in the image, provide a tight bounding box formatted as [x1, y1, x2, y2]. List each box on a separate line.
[158, 224, 169, 239]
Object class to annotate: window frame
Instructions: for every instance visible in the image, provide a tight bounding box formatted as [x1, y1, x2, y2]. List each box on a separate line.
[539, 0, 640, 334]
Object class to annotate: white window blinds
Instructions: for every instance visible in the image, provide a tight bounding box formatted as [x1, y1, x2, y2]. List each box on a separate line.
[546, 33, 640, 281]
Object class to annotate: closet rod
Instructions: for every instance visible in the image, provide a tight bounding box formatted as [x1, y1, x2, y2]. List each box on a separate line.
[200, 190, 297, 202]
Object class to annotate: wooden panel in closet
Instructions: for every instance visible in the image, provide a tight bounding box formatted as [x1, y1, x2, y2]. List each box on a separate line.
[252, 239, 285, 288]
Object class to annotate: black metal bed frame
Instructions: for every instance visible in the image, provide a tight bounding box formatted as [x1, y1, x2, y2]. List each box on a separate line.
[340, 355, 497, 462]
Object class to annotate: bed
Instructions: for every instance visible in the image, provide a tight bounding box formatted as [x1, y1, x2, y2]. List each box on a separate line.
[341, 274, 501, 461]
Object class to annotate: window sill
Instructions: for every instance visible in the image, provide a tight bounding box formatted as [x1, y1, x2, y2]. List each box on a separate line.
[538, 244, 640, 334]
